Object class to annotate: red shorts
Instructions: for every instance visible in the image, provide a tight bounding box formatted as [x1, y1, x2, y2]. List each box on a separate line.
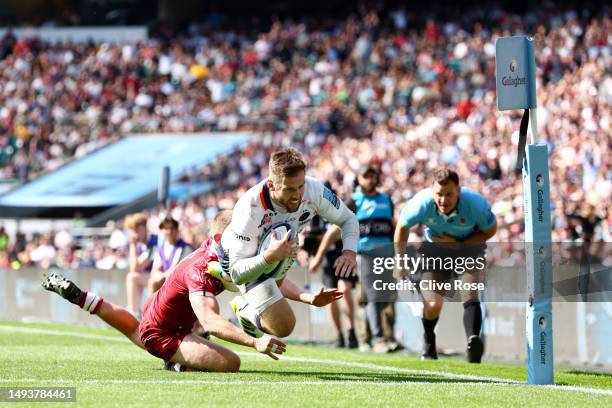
[139, 298, 190, 361]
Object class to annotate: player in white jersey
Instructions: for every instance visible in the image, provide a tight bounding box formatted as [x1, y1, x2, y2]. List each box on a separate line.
[219, 147, 360, 338]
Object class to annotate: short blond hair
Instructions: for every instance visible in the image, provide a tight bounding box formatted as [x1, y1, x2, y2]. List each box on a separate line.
[211, 209, 232, 235]
[269, 147, 306, 182]
[125, 213, 147, 230]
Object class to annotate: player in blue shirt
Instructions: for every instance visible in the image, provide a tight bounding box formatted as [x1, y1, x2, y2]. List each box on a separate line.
[394, 169, 497, 363]
[309, 166, 399, 352]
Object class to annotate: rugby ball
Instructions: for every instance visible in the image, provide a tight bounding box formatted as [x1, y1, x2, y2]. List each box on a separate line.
[257, 223, 295, 280]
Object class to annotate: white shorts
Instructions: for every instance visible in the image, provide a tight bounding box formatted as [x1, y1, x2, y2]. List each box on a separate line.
[242, 278, 284, 315]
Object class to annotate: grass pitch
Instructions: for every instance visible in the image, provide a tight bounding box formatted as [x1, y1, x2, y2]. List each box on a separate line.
[1, 321, 610, 407]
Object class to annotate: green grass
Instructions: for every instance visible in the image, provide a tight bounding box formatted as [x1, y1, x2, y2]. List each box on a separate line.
[1, 321, 611, 407]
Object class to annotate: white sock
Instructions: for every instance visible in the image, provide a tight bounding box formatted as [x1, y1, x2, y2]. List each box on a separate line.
[81, 292, 103, 314]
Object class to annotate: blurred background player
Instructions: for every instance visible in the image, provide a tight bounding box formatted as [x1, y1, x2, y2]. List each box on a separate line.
[394, 169, 497, 362]
[350, 164, 398, 353]
[125, 212, 158, 317]
[307, 209, 358, 349]
[42, 210, 285, 372]
[148, 216, 193, 296]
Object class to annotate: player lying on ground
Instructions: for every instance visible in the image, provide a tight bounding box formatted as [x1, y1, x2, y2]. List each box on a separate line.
[42, 210, 285, 372]
[219, 147, 360, 338]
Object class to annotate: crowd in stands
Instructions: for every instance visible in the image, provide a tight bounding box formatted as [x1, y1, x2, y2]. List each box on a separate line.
[0, 2, 610, 271]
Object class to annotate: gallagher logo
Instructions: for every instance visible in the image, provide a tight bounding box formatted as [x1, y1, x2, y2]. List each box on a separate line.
[299, 211, 311, 222]
[509, 59, 517, 72]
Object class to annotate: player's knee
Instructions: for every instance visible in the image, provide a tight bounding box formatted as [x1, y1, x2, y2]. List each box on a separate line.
[220, 352, 241, 373]
[259, 296, 295, 337]
[267, 313, 296, 338]
[276, 316, 296, 338]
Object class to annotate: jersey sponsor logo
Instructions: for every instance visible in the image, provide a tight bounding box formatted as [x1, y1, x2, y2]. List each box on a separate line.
[323, 187, 340, 209]
[232, 231, 251, 241]
[299, 211, 311, 222]
[363, 201, 389, 211]
[258, 214, 273, 228]
[359, 220, 393, 236]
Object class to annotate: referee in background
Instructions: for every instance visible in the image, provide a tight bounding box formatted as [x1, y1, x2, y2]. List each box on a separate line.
[310, 166, 398, 352]
[394, 169, 497, 362]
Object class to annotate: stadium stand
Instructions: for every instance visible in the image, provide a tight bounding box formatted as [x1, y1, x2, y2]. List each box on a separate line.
[0, 3, 609, 271]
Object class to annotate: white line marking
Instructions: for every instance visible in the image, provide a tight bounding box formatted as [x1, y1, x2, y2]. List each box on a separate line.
[0, 325, 130, 343]
[237, 352, 518, 383]
[1, 324, 611, 396]
[0, 378, 611, 395]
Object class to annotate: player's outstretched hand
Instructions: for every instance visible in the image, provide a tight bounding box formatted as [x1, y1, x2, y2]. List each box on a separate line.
[255, 335, 287, 360]
[333, 250, 357, 278]
[310, 288, 343, 307]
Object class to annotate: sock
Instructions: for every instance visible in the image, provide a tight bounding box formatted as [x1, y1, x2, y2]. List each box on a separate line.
[421, 317, 438, 344]
[79, 292, 104, 315]
[463, 300, 482, 338]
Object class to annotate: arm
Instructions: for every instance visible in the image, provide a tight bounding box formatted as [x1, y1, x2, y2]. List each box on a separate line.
[316, 183, 359, 277]
[463, 195, 497, 243]
[394, 197, 424, 277]
[189, 294, 257, 347]
[308, 225, 341, 273]
[463, 223, 497, 243]
[393, 224, 411, 278]
[223, 201, 277, 285]
[189, 294, 286, 359]
[316, 183, 359, 253]
[279, 278, 343, 307]
[227, 231, 295, 285]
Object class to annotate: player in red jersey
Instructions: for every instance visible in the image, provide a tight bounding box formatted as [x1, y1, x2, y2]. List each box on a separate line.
[42, 210, 286, 372]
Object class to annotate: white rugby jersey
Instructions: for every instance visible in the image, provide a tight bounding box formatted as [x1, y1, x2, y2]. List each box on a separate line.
[220, 176, 359, 285]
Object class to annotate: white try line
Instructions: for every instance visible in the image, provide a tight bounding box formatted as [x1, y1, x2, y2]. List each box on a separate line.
[1, 324, 611, 396]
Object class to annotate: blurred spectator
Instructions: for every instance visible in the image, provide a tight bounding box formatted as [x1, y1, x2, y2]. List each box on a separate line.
[0, 225, 8, 254]
[147, 216, 193, 296]
[53, 227, 73, 251]
[125, 212, 157, 317]
[108, 220, 128, 250]
[30, 233, 56, 269]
